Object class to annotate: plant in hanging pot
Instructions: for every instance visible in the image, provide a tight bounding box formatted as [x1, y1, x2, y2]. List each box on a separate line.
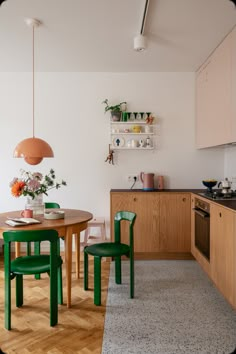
[102, 99, 127, 121]
[9, 169, 67, 216]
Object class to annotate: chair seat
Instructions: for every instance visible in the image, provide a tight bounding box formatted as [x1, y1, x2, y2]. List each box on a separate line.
[85, 242, 130, 257]
[11, 255, 63, 275]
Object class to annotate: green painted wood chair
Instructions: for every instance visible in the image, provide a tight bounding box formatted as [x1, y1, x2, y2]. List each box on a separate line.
[84, 211, 136, 305]
[44, 202, 60, 209]
[27, 202, 61, 280]
[27, 202, 61, 256]
[3, 229, 63, 330]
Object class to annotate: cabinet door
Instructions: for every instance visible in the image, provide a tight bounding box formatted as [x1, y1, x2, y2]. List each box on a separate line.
[110, 192, 160, 252]
[231, 26, 236, 141]
[196, 33, 232, 148]
[159, 193, 191, 252]
[210, 204, 235, 306]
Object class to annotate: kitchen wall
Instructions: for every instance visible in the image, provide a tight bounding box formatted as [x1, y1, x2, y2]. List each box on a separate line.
[0, 72, 225, 234]
[224, 145, 236, 189]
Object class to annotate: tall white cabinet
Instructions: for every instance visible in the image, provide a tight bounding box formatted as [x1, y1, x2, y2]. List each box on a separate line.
[196, 26, 236, 148]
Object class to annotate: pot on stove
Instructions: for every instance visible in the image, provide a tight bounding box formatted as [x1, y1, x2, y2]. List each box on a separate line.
[218, 178, 232, 194]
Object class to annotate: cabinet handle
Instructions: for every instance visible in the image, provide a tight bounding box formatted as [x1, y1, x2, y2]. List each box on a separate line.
[219, 212, 222, 218]
[182, 198, 186, 202]
[133, 197, 137, 202]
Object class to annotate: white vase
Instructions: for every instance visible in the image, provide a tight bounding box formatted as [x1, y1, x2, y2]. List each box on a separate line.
[25, 194, 44, 217]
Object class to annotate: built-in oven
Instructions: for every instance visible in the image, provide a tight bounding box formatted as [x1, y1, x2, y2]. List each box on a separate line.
[193, 198, 210, 261]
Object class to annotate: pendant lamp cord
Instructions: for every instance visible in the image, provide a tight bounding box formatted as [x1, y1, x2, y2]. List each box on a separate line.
[32, 25, 35, 138]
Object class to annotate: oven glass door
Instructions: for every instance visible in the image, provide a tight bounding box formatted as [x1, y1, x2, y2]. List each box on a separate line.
[194, 208, 210, 260]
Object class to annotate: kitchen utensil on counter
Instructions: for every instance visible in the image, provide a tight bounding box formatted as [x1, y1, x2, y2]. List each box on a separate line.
[202, 179, 217, 193]
[157, 176, 164, 190]
[218, 178, 232, 195]
[140, 172, 154, 191]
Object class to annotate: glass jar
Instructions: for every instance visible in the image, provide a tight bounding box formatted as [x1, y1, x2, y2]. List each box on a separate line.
[25, 194, 44, 217]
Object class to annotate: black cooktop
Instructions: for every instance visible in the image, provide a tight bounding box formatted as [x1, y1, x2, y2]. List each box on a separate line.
[198, 190, 236, 200]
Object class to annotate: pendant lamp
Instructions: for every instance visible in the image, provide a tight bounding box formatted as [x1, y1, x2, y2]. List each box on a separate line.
[13, 18, 54, 165]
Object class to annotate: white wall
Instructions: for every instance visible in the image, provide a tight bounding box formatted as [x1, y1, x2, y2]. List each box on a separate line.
[0, 72, 225, 234]
[224, 145, 236, 189]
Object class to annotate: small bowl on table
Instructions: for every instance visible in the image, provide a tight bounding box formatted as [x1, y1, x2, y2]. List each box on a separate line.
[202, 180, 217, 193]
[44, 210, 65, 220]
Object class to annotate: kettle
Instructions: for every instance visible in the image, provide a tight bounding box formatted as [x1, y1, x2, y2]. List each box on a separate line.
[140, 172, 154, 191]
[218, 178, 232, 194]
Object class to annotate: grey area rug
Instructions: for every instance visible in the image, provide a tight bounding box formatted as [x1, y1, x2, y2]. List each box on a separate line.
[102, 260, 236, 354]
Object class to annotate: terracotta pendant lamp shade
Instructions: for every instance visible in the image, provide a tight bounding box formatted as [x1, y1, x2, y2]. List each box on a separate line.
[14, 137, 54, 165]
[13, 18, 54, 165]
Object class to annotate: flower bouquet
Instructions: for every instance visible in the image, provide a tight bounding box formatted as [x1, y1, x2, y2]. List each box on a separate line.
[10, 169, 67, 215]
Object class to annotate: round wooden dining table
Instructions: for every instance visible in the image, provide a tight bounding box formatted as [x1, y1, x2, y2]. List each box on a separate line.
[0, 208, 93, 308]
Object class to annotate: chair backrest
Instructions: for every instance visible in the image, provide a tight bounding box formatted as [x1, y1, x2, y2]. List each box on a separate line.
[3, 229, 60, 261]
[45, 202, 60, 209]
[114, 211, 136, 246]
[3, 229, 59, 244]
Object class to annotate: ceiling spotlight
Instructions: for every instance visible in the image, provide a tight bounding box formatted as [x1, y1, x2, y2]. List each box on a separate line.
[134, 34, 146, 51]
[134, 0, 149, 52]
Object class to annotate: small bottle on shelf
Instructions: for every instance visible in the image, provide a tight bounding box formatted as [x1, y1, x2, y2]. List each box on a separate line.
[146, 136, 151, 148]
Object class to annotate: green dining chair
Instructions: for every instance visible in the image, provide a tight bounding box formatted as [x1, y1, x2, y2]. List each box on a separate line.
[27, 202, 61, 280]
[27, 202, 61, 256]
[84, 211, 136, 305]
[44, 202, 60, 209]
[3, 229, 63, 330]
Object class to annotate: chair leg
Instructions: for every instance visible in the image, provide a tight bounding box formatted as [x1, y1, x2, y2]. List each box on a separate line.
[15, 275, 23, 307]
[5, 268, 11, 330]
[27, 242, 31, 256]
[58, 266, 63, 305]
[50, 266, 58, 327]
[34, 241, 41, 280]
[94, 256, 102, 306]
[130, 251, 134, 299]
[74, 233, 80, 279]
[84, 249, 89, 290]
[115, 256, 122, 284]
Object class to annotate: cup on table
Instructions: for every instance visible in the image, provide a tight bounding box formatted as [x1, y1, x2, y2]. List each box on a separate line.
[21, 209, 33, 218]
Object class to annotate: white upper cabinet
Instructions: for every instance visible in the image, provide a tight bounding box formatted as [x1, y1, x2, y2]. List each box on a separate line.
[196, 27, 235, 148]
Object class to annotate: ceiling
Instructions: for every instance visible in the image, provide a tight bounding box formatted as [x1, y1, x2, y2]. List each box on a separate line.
[0, 0, 236, 72]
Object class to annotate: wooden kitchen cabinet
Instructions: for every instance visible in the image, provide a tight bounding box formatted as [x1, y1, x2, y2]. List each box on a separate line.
[196, 29, 232, 148]
[110, 191, 192, 259]
[110, 191, 160, 254]
[210, 203, 235, 307]
[159, 193, 191, 252]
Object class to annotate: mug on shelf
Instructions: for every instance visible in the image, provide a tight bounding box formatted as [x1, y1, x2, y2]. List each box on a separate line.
[131, 139, 138, 148]
[21, 209, 33, 218]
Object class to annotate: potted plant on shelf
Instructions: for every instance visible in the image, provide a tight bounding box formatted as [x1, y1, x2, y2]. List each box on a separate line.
[102, 99, 127, 121]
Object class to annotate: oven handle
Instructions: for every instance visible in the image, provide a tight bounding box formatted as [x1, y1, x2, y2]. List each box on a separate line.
[193, 208, 210, 218]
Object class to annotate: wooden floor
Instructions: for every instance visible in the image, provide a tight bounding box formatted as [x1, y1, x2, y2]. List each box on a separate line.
[0, 252, 110, 354]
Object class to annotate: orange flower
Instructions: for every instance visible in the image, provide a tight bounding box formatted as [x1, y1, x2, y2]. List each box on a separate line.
[11, 181, 26, 197]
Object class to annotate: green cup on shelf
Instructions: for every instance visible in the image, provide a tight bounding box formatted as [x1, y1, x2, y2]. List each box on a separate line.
[122, 112, 128, 122]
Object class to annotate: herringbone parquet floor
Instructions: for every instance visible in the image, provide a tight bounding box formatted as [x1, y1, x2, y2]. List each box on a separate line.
[0, 252, 110, 354]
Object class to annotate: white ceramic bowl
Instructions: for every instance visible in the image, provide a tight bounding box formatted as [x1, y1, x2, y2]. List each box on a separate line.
[44, 211, 65, 220]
